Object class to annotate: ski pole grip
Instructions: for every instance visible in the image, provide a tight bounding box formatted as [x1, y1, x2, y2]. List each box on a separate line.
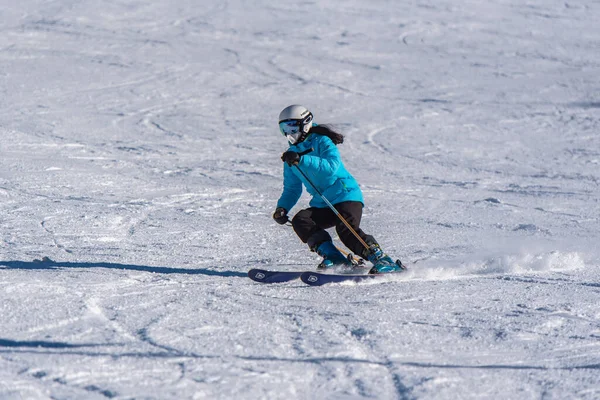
[298, 148, 314, 156]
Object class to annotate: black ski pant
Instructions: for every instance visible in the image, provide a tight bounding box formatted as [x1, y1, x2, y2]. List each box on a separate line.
[291, 201, 376, 258]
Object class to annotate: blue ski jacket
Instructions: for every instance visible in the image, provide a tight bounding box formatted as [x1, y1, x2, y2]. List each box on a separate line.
[276, 133, 364, 211]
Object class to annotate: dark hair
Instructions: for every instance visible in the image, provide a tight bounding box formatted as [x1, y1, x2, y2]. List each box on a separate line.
[308, 124, 344, 145]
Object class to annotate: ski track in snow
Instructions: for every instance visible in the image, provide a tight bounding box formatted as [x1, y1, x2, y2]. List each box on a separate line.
[1, 0, 600, 399]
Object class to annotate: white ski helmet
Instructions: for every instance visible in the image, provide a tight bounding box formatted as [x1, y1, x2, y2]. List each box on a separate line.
[278, 104, 314, 144]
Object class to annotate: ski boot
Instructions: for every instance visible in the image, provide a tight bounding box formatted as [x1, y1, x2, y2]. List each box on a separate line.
[364, 243, 406, 274]
[315, 241, 354, 269]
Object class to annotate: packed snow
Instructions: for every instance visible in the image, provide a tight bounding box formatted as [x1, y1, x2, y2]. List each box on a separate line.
[1, 0, 599, 399]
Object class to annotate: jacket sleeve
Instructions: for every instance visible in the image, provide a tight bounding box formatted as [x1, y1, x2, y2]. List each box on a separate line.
[297, 137, 341, 178]
[276, 163, 303, 211]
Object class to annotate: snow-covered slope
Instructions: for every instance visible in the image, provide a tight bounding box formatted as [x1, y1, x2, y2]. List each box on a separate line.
[1, 0, 599, 398]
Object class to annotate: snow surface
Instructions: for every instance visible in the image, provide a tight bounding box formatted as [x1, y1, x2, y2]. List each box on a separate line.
[1, 0, 599, 398]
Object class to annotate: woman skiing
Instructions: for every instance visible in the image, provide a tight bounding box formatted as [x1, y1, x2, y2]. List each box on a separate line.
[272, 104, 405, 274]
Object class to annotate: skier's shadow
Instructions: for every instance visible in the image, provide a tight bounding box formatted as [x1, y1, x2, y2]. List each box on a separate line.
[0, 258, 247, 278]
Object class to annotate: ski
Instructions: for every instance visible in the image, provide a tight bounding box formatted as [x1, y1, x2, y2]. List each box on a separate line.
[247, 268, 303, 283]
[300, 271, 399, 286]
[249, 265, 406, 285]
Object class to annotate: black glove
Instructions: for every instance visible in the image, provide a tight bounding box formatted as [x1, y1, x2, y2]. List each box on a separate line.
[281, 151, 300, 166]
[272, 207, 289, 224]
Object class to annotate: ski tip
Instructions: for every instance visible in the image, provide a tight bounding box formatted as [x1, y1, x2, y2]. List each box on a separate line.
[248, 269, 268, 281]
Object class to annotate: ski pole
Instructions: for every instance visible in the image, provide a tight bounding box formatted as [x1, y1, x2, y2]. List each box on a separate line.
[292, 156, 371, 253]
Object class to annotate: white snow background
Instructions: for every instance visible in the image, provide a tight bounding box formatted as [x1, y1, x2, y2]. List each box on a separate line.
[1, 0, 599, 399]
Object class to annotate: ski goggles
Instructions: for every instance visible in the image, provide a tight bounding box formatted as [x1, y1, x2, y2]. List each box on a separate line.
[279, 119, 301, 136]
[279, 120, 302, 144]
